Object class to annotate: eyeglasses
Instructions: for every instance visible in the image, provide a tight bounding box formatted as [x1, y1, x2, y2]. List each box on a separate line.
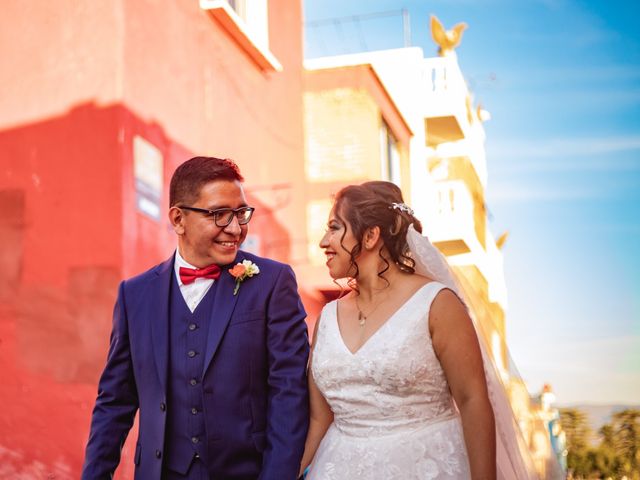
[178, 205, 255, 227]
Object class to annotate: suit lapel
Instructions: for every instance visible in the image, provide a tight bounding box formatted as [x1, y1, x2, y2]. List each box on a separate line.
[149, 255, 173, 393]
[202, 254, 244, 375]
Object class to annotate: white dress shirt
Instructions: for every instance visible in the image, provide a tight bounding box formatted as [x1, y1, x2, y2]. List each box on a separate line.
[174, 249, 215, 313]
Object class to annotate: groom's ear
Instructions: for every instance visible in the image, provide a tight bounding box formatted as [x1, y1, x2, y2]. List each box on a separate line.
[168, 206, 185, 235]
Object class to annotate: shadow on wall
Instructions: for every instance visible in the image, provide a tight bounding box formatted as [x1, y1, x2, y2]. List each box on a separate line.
[0, 102, 292, 479]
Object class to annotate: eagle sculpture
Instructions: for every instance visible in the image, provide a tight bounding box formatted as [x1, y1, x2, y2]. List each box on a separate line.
[430, 15, 467, 57]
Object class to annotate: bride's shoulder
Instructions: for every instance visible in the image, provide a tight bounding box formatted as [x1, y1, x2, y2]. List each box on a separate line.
[428, 287, 471, 333]
[430, 287, 464, 308]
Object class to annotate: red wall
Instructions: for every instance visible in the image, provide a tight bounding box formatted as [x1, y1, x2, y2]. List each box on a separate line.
[0, 1, 307, 478]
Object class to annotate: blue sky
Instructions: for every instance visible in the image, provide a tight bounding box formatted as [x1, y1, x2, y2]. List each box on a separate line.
[304, 0, 640, 405]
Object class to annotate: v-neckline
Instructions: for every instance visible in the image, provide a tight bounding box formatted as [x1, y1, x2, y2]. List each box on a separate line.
[335, 282, 435, 356]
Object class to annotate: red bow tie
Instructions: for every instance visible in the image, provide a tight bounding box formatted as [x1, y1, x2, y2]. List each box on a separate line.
[179, 264, 221, 285]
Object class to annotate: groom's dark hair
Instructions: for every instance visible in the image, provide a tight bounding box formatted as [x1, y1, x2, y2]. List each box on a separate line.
[170, 156, 244, 207]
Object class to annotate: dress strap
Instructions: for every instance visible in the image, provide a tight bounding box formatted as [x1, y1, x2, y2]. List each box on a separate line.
[314, 299, 338, 342]
[421, 281, 449, 304]
[420, 281, 452, 333]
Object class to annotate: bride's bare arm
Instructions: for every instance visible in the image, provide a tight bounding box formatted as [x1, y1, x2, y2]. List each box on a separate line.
[298, 317, 334, 477]
[430, 289, 497, 480]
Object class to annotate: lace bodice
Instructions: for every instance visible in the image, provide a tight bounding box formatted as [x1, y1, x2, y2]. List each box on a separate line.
[307, 282, 471, 479]
[312, 282, 457, 436]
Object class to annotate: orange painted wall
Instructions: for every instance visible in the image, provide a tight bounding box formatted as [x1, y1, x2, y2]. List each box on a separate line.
[0, 1, 306, 478]
[118, 0, 308, 265]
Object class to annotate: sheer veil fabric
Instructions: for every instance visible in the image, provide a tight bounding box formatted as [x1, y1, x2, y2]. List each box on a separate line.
[406, 225, 539, 480]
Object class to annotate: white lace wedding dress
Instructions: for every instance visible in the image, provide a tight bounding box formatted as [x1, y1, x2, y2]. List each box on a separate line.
[307, 282, 471, 479]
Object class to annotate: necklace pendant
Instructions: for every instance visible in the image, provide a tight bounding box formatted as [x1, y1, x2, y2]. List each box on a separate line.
[358, 311, 366, 327]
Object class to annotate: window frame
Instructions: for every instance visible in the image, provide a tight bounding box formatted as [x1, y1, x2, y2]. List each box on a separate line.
[199, 0, 283, 72]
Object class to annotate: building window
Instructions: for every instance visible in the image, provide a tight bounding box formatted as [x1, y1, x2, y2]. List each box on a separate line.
[226, 0, 243, 14]
[200, 0, 282, 72]
[224, 0, 269, 48]
[380, 120, 401, 186]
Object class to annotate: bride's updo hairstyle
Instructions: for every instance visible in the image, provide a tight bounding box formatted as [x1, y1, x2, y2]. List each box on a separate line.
[334, 181, 422, 281]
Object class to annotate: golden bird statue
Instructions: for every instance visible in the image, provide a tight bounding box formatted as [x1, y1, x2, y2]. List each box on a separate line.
[430, 15, 467, 57]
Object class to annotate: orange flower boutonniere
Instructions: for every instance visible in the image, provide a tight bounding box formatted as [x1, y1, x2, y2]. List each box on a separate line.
[229, 260, 260, 295]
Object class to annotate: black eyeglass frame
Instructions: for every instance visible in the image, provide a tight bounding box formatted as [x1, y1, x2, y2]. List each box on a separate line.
[178, 205, 255, 227]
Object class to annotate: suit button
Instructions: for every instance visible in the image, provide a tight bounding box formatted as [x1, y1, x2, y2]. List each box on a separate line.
[188, 323, 197, 331]
[160, 402, 166, 412]
[191, 407, 198, 415]
[155, 449, 162, 459]
[190, 378, 198, 386]
[188, 350, 196, 358]
[191, 436, 199, 444]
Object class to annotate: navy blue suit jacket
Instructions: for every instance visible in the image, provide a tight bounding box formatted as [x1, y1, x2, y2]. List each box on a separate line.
[82, 251, 310, 479]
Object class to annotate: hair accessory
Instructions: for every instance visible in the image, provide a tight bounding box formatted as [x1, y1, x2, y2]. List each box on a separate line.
[390, 202, 414, 216]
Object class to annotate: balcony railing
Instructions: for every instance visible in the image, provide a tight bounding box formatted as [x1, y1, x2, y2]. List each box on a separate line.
[423, 55, 467, 96]
[421, 56, 488, 156]
[421, 56, 468, 122]
[425, 180, 508, 309]
[426, 180, 477, 256]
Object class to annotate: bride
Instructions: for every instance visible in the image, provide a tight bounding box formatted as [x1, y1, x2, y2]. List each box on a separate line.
[299, 181, 496, 479]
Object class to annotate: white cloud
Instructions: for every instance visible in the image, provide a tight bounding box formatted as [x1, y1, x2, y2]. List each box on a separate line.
[490, 135, 640, 159]
[484, 135, 640, 201]
[487, 135, 640, 176]
[508, 335, 640, 404]
[521, 366, 640, 405]
[502, 65, 640, 88]
[487, 183, 602, 202]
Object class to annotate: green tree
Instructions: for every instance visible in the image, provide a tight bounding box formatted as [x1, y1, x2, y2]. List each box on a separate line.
[560, 408, 593, 478]
[588, 444, 618, 479]
[610, 409, 640, 479]
[560, 408, 592, 450]
[560, 408, 640, 479]
[595, 423, 619, 478]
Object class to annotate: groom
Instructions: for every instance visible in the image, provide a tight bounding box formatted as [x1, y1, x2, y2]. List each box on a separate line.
[82, 156, 310, 479]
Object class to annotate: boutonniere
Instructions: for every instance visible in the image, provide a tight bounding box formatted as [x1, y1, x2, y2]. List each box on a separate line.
[229, 260, 260, 295]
